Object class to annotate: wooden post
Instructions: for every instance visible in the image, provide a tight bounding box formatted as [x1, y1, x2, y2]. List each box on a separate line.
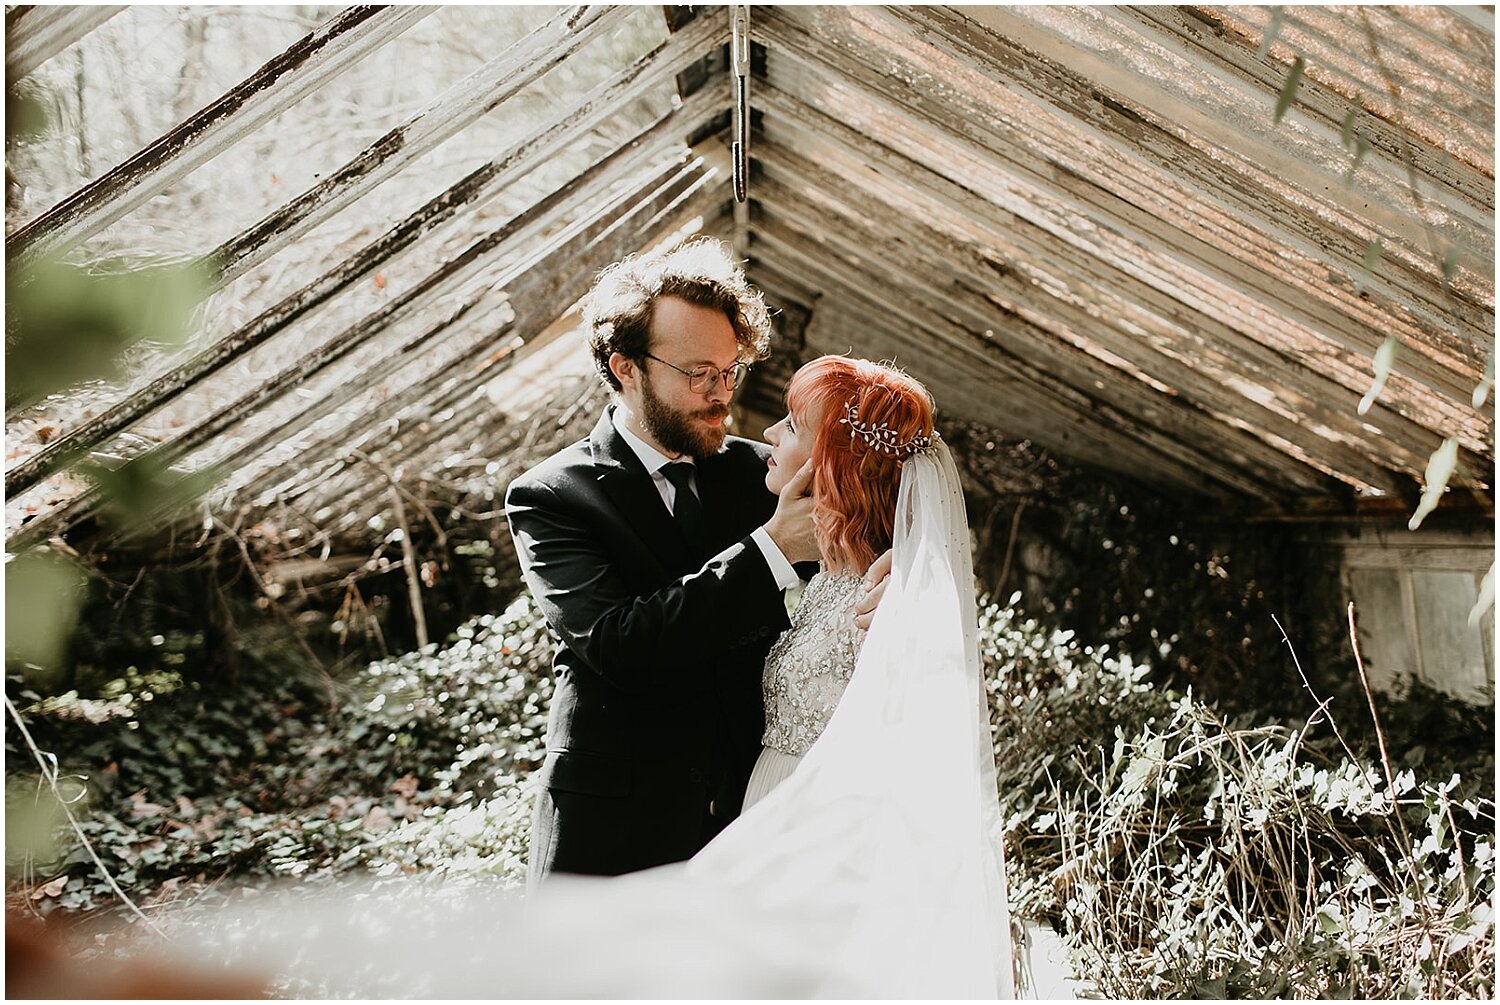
[8, 6, 435, 265]
[206, 5, 640, 289]
[5, 5, 124, 83]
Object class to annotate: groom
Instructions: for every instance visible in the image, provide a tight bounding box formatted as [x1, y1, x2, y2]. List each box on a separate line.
[505, 238, 820, 884]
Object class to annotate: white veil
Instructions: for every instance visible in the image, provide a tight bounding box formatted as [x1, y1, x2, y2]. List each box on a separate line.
[678, 436, 1015, 997]
[165, 440, 1014, 998]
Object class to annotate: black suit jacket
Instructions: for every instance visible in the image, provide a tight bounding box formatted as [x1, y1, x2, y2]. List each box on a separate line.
[504, 406, 789, 876]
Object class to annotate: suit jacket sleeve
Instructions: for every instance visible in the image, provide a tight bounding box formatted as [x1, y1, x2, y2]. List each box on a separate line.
[505, 475, 790, 694]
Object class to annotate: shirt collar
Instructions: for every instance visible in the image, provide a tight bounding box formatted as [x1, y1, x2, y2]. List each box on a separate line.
[611, 404, 691, 476]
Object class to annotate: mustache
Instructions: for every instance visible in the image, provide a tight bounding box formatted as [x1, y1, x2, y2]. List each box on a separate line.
[696, 405, 730, 421]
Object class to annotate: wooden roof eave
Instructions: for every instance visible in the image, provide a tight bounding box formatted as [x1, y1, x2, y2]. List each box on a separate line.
[755, 7, 1491, 401]
[4, 5, 125, 83]
[8, 5, 437, 267]
[6, 14, 727, 499]
[750, 118, 1481, 492]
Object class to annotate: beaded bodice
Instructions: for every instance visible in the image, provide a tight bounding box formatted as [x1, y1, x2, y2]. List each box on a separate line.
[762, 570, 866, 756]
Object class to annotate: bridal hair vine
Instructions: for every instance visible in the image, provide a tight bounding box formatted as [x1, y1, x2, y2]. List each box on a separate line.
[839, 399, 938, 457]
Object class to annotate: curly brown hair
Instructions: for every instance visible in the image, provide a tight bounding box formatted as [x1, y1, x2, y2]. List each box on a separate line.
[582, 237, 773, 391]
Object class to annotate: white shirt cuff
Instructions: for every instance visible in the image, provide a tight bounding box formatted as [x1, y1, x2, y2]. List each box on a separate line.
[751, 526, 800, 590]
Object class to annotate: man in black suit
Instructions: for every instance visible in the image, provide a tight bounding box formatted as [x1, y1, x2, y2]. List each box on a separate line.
[505, 239, 819, 884]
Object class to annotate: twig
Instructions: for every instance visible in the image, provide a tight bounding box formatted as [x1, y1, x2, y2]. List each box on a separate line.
[1346, 601, 1434, 931]
[995, 500, 1026, 600]
[4, 693, 169, 940]
[388, 483, 429, 649]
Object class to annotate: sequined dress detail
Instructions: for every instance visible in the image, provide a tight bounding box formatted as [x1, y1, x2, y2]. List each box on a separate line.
[744, 570, 865, 808]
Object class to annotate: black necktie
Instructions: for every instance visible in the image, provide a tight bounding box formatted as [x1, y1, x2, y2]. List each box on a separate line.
[661, 462, 707, 550]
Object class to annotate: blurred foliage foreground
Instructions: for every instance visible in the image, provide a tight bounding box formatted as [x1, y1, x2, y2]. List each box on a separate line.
[6, 592, 1495, 999]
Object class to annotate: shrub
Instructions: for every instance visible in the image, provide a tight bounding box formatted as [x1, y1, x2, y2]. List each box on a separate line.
[984, 595, 1495, 998]
[7, 596, 552, 917]
[10, 589, 1493, 1001]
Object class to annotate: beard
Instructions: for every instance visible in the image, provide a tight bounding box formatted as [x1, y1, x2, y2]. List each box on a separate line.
[640, 373, 729, 459]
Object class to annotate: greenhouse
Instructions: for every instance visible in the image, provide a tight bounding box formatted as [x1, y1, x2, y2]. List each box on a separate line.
[5, 4, 1493, 998]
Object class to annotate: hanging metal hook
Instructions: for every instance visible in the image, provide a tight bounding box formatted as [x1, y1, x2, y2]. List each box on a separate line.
[730, 5, 750, 205]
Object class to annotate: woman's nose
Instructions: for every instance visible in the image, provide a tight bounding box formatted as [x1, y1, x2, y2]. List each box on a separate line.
[764, 422, 779, 443]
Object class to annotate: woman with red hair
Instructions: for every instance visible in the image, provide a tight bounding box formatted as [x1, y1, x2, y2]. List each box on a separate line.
[746, 354, 939, 806]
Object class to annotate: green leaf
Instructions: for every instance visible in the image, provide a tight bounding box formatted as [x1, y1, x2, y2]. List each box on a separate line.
[1344, 137, 1371, 186]
[1473, 349, 1493, 408]
[1256, 6, 1286, 60]
[1274, 55, 1305, 125]
[1340, 107, 1358, 149]
[1357, 334, 1398, 415]
[80, 455, 223, 534]
[5, 255, 210, 411]
[4, 551, 85, 684]
[5, 85, 50, 143]
[1468, 563, 1494, 628]
[1408, 437, 1460, 530]
[1354, 238, 1383, 296]
[1441, 243, 1463, 288]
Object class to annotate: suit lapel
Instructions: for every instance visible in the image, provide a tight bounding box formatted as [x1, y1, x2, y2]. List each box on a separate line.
[590, 407, 700, 568]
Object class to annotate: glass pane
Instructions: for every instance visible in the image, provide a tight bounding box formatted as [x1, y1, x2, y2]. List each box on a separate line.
[1412, 570, 1490, 701]
[1348, 568, 1416, 691]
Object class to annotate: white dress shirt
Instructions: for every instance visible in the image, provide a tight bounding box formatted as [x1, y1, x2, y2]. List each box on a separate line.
[612, 407, 798, 590]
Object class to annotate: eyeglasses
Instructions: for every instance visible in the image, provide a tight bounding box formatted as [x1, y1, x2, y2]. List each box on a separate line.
[643, 353, 752, 394]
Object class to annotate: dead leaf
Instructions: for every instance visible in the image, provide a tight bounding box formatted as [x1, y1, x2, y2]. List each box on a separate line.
[35, 426, 54, 444]
[374, 272, 387, 290]
[390, 774, 419, 799]
[361, 805, 393, 832]
[31, 875, 69, 900]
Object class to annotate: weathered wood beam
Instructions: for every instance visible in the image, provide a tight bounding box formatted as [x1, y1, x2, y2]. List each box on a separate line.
[4, 5, 124, 83]
[215, 289, 510, 509]
[1212, 6, 1494, 168]
[753, 106, 1467, 491]
[304, 175, 727, 531]
[753, 161, 1384, 496]
[890, 6, 1493, 306]
[1121, 6, 1492, 208]
[206, 4, 641, 290]
[756, 7, 1490, 400]
[748, 256, 1241, 505]
[8, 144, 719, 553]
[8, 6, 434, 265]
[6, 34, 726, 496]
[227, 94, 726, 507]
[748, 215, 1282, 503]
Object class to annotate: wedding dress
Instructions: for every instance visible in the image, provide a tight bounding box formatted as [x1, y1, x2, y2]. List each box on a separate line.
[177, 440, 1015, 999]
[677, 438, 1016, 998]
[743, 568, 865, 809]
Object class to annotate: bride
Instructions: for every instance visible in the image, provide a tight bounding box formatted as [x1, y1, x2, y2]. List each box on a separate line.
[675, 354, 1016, 997]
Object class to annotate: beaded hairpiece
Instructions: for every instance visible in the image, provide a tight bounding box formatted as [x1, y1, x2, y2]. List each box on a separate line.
[838, 399, 938, 458]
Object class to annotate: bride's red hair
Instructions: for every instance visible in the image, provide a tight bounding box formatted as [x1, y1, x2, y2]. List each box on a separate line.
[786, 356, 935, 574]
